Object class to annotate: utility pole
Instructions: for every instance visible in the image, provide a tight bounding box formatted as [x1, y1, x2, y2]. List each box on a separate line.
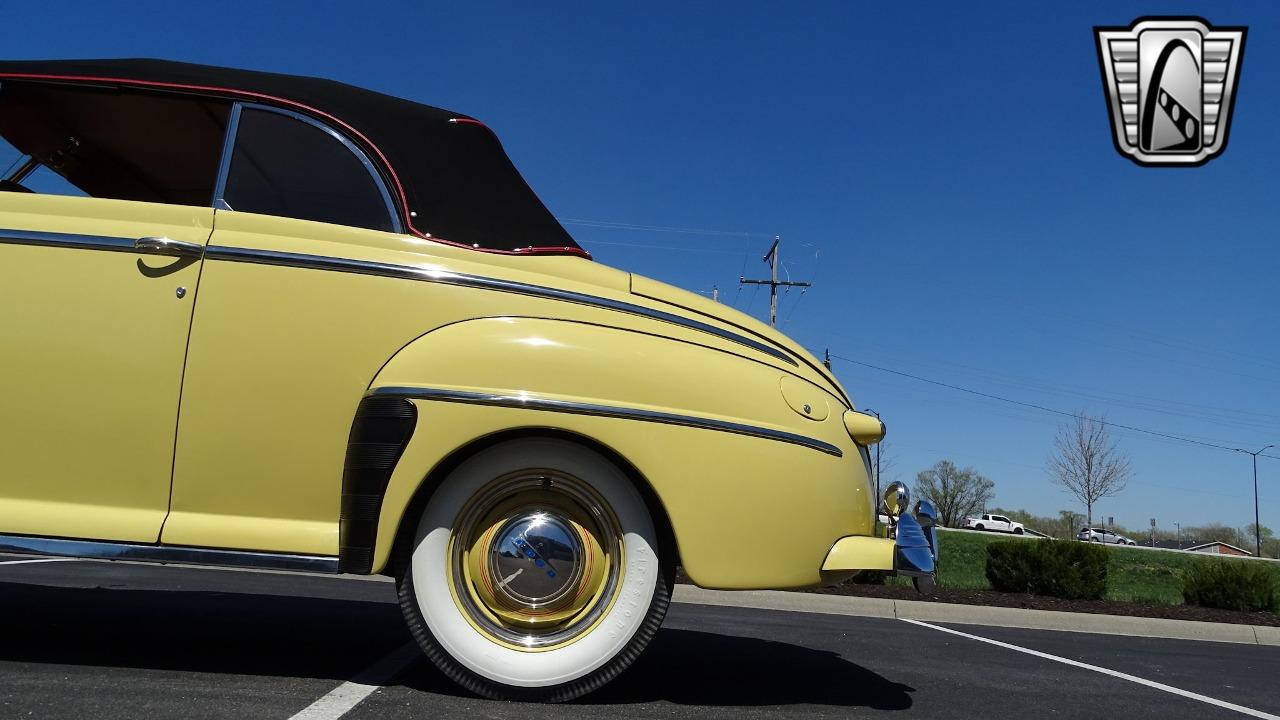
[740, 236, 811, 327]
[1236, 444, 1274, 557]
[823, 348, 832, 370]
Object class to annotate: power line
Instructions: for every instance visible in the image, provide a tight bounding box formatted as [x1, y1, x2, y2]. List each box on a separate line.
[780, 247, 822, 327]
[744, 283, 761, 313]
[731, 240, 753, 309]
[828, 353, 1280, 459]
[845, 339, 1280, 435]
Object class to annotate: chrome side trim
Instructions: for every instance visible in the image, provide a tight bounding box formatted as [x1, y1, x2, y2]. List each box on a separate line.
[0, 229, 135, 253]
[203, 245, 796, 365]
[211, 101, 242, 209]
[0, 534, 339, 573]
[216, 103, 403, 233]
[372, 386, 842, 457]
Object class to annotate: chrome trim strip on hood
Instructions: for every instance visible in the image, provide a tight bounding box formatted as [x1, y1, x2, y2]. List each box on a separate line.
[203, 245, 796, 365]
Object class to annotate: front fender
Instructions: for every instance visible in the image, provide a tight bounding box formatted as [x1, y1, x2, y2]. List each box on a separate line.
[364, 317, 874, 588]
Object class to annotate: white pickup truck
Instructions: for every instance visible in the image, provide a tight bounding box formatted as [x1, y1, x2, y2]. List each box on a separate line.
[963, 513, 1025, 534]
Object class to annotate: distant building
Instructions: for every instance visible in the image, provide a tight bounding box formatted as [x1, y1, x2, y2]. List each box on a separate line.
[1185, 542, 1252, 557]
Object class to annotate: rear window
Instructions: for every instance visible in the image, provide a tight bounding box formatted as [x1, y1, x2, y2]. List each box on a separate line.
[0, 81, 229, 206]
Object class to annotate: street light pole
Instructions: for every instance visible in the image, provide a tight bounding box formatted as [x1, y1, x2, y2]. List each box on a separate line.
[1236, 444, 1274, 558]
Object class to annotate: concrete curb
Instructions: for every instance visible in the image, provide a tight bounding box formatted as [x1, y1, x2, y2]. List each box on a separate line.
[672, 586, 1280, 646]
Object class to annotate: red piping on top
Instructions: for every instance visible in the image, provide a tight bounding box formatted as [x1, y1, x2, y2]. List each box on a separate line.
[0, 71, 592, 260]
[448, 117, 491, 130]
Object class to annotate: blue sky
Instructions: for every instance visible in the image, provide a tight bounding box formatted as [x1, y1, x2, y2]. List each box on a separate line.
[4, 1, 1276, 535]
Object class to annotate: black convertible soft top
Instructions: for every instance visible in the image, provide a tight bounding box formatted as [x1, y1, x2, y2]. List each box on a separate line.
[0, 58, 584, 256]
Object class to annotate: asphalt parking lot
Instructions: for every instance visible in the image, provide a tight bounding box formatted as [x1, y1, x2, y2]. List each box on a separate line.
[1, 556, 1277, 719]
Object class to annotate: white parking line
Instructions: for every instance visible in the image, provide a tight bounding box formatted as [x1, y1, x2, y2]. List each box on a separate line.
[0, 558, 77, 566]
[288, 642, 422, 720]
[903, 618, 1280, 720]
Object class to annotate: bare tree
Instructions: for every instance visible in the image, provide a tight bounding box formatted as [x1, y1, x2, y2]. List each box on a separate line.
[871, 440, 898, 497]
[876, 441, 898, 484]
[915, 460, 995, 528]
[1047, 413, 1132, 526]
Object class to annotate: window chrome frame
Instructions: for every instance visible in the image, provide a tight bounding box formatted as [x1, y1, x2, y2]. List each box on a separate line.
[211, 102, 242, 211]
[210, 101, 403, 233]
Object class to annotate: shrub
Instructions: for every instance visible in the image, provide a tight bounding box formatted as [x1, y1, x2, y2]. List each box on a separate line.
[985, 540, 1108, 600]
[1181, 560, 1279, 613]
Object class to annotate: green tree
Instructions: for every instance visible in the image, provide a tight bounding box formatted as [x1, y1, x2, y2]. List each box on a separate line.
[1244, 523, 1274, 541]
[1057, 510, 1084, 539]
[1244, 524, 1275, 558]
[1184, 523, 1246, 548]
[1264, 537, 1280, 560]
[915, 460, 995, 528]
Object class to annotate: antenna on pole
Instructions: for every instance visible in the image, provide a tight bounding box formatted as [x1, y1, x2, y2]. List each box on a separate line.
[739, 236, 811, 327]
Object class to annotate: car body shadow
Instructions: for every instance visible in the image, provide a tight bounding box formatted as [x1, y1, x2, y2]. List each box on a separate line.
[0, 580, 409, 681]
[1, 578, 913, 711]
[398, 627, 915, 710]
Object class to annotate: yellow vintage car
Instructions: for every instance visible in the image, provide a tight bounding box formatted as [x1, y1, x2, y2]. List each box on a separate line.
[0, 59, 936, 701]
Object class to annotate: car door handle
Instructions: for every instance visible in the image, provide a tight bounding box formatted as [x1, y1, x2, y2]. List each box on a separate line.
[134, 236, 204, 258]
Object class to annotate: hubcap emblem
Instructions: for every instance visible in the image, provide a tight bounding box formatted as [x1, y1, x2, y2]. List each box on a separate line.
[489, 512, 582, 606]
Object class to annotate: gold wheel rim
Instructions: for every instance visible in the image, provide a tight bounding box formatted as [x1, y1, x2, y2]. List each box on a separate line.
[448, 470, 623, 651]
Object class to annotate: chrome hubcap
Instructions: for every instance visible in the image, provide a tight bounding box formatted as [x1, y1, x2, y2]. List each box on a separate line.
[449, 472, 622, 650]
[488, 511, 584, 608]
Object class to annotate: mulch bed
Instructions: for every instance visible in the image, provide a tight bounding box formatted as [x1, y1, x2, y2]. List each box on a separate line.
[674, 570, 1280, 627]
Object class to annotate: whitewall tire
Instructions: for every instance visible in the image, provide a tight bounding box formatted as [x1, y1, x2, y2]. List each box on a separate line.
[395, 437, 671, 702]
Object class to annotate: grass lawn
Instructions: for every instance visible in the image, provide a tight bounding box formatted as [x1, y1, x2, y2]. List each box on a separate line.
[886, 529, 1280, 605]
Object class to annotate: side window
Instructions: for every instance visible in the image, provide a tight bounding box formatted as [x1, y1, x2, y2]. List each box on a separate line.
[220, 106, 395, 232]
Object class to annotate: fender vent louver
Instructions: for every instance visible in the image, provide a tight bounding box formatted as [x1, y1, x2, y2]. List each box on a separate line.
[338, 395, 417, 573]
